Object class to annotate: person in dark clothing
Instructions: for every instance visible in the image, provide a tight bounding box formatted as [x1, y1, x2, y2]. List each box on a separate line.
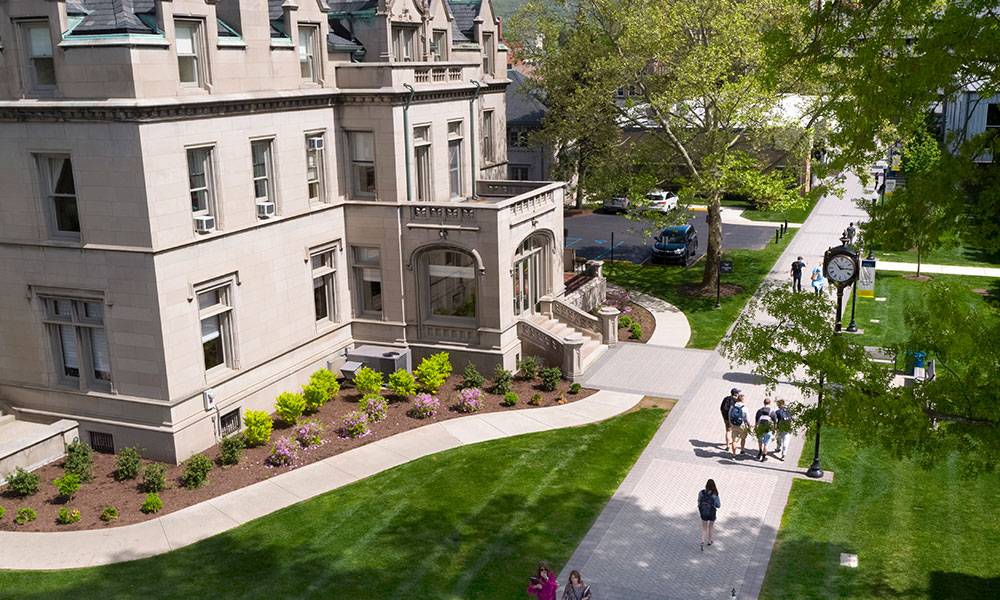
[846, 222, 857, 244]
[773, 399, 792, 460]
[791, 256, 806, 292]
[754, 398, 775, 462]
[720, 388, 740, 450]
[698, 479, 721, 551]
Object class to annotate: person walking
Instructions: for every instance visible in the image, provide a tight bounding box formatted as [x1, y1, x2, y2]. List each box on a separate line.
[727, 394, 750, 458]
[561, 571, 592, 600]
[527, 562, 559, 600]
[754, 398, 775, 462]
[810, 265, 826, 296]
[720, 388, 740, 450]
[846, 222, 857, 244]
[773, 399, 792, 461]
[697, 479, 721, 551]
[790, 256, 806, 292]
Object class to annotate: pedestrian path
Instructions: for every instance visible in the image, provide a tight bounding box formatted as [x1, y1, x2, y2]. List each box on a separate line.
[0, 390, 642, 571]
[622, 288, 692, 347]
[688, 205, 804, 229]
[877, 261, 1000, 278]
[564, 172, 870, 599]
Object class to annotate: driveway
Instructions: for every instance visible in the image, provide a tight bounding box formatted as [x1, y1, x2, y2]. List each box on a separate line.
[565, 211, 778, 264]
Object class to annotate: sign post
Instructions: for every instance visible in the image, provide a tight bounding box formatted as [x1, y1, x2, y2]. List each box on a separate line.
[858, 258, 876, 298]
[717, 259, 734, 309]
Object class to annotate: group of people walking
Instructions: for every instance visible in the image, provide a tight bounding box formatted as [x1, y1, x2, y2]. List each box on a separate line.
[719, 388, 791, 462]
[526, 564, 592, 600]
[790, 255, 827, 295]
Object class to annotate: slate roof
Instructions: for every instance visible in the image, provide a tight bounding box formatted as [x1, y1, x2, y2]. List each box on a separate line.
[67, 0, 157, 36]
[328, 19, 364, 52]
[325, 0, 379, 15]
[447, 0, 482, 42]
[506, 69, 547, 127]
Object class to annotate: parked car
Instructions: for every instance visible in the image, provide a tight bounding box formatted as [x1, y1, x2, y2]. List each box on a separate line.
[642, 190, 679, 213]
[602, 195, 630, 213]
[652, 224, 698, 264]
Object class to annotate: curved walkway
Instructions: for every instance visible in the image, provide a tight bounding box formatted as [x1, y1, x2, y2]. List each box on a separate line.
[0, 390, 642, 571]
[628, 290, 692, 347]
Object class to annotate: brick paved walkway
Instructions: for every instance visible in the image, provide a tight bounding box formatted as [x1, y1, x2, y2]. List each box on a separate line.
[564, 173, 870, 599]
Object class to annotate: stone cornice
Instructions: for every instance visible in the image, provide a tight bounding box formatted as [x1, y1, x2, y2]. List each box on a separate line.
[0, 83, 508, 123]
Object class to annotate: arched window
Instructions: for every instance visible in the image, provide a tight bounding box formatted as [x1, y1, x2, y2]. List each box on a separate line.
[513, 233, 551, 316]
[421, 248, 477, 325]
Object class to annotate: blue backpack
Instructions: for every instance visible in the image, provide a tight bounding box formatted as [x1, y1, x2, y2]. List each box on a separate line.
[729, 404, 745, 426]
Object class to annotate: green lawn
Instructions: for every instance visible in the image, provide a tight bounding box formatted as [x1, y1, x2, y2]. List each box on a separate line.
[876, 243, 1000, 269]
[720, 195, 819, 223]
[607, 231, 796, 349]
[850, 271, 998, 348]
[761, 428, 1000, 599]
[0, 408, 666, 600]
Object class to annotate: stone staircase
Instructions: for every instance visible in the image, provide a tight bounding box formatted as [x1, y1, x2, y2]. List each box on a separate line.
[524, 313, 608, 373]
[0, 407, 78, 483]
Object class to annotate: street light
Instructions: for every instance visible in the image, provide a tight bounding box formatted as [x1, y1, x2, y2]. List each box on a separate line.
[806, 372, 825, 479]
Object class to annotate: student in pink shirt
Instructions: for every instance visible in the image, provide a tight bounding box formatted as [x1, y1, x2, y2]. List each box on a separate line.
[527, 562, 559, 600]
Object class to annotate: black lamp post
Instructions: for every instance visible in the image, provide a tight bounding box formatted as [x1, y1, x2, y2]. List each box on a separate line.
[846, 277, 859, 333]
[806, 372, 825, 479]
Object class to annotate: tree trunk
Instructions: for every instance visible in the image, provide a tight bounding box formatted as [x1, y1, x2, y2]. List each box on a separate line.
[574, 156, 586, 210]
[803, 128, 814, 194]
[917, 246, 922, 277]
[701, 192, 724, 288]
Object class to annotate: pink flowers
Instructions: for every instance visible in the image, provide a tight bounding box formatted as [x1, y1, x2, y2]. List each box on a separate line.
[265, 437, 296, 467]
[456, 387, 483, 413]
[341, 411, 370, 438]
[294, 420, 323, 448]
[410, 393, 440, 419]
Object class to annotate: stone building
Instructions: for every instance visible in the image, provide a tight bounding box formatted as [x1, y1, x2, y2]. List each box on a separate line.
[0, 0, 610, 466]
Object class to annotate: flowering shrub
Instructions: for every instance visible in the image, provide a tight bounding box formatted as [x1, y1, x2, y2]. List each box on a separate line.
[294, 420, 324, 448]
[242, 410, 273, 447]
[361, 395, 388, 423]
[342, 411, 370, 438]
[56, 507, 81, 525]
[456, 387, 484, 413]
[275, 391, 306, 424]
[266, 437, 297, 467]
[410, 394, 440, 419]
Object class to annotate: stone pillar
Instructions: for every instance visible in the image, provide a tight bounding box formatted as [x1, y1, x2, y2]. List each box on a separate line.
[538, 295, 554, 318]
[586, 260, 604, 278]
[562, 333, 585, 379]
[598, 306, 620, 345]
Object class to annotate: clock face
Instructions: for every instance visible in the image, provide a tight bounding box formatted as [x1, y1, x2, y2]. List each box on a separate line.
[825, 254, 857, 283]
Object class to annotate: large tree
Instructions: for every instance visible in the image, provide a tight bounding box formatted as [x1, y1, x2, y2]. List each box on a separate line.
[508, 0, 821, 288]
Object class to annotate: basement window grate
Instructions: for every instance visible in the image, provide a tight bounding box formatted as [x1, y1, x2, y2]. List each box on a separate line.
[89, 431, 115, 454]
[220, 408, 241, 437]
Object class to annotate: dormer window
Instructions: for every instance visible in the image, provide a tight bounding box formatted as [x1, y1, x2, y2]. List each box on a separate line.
[392, 25, 418, 62]
[175, 20, 207, 88]
[21, 21, 56, 91]
[431, 29, 448, 61]
[299, 25, 320, 82]
[481, 32, 495, 76]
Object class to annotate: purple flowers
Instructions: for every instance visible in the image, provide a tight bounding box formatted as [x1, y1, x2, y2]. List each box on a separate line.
[456, 387, 483, 413]
[294, 420, 323, 448]
[362, 395, 388, 423]
[265, 437, 297, 467]
[341, 411, 370, 438]
[410, 393, 440, 419]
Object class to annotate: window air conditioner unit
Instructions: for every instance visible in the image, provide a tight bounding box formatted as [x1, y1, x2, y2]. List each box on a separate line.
[256, 201, 276, 219]
[194, 214, 216, 233]
[307, 137, 324, 151]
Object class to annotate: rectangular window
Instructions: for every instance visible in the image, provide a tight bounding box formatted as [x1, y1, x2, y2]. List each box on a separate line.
[509, 128, 530, 148]
[306, 133, 326, 202]
[311, 247, 338, 324]
[298, 25, 319, 82]
[197, 285, 234, 373]
[175, 20, 205, 87]
[89, 431, 115, 454]
[431, 30, 448, 61]
[482, 110, 495, 163]
[251, 139, 275, 209]
[36, 155, 80, 237]
[482, 32, 494, 75]
[392, 25, 418, 62]
[22, 21, 55, 90]
[448, 121, 464, 199]
[187, 147, 215, 218]
[349, 131, 376, 198]
[988, 104, 1000, 129]
[219, 408, 241, 437]
[42, 297, 111, 391]
[414, 125, 432, 202]
[510, 165, 531, 181]
[353, 247, 382, 316]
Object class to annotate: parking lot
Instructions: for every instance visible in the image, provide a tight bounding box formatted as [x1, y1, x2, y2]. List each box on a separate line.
[564, 210, 779, 265]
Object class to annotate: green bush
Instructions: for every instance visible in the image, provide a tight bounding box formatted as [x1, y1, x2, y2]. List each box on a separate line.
[6, 467, 39, 497]
[275, 391, 306, 424]
[242, 410, 273, 447]
[179, 453, 213, 489]
[353, 366, 384, 396]
[0, 506, 5, 521]
[387, 368, 417, 398]
[460, 363, 485, 389]
[302, 382, 329, 413]
[100, 506, 119, 522]
[53, 473, 81, 500]
[219, 435, 244, 466]
[114, 447, 142, 481]
[619, 315, 634, 329]
[529, 393, 543, 406]
[56, 507, 81, 525]
[15, 507, 37, 525]
[141, 463, 167, 493]
[501, 391, 519, 407]
[64, 440, 94, 482]
[415, 352, 452, 393]
[517, 356, 540, 380]
[491, 365, 514, 395]
[629, 321, 643, 340]
[307, 368, 340, 403]
[540, 367, 562, 392]
[140, 493, 163, 514]
[569, 382, 582, 394]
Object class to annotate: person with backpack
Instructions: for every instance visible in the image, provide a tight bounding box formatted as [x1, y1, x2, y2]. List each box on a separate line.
[727, 394, 749, 458]
[720, 388, 740, 450]
[755, 398, 775, 462]
[773, 399, 792, 461]
[697, 479, 721, 551]
[561, 570, 592, 600]
[790, 256, 806, 292]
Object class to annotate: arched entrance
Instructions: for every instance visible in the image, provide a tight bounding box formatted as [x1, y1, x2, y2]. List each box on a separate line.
[512, 233, 551, 316]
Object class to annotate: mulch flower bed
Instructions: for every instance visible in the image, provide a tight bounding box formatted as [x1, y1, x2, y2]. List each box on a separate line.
[619, 301, 656, 343]
[0, 374, 595, 532]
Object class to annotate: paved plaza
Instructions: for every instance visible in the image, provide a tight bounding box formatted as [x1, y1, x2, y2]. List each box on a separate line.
[564, 173, 871, 599]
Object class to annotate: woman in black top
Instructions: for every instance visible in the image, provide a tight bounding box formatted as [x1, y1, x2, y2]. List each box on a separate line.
[562, 570, 592, 600]
[697, 479, 721, 551]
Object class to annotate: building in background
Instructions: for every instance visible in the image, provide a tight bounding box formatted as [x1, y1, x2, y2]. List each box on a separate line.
[506, 67, 552, 181]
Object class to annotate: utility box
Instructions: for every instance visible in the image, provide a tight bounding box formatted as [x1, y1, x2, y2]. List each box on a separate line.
[346, 345, 411, 379]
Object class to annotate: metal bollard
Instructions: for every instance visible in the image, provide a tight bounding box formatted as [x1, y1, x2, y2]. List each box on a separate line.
[775, 228, 780, 243]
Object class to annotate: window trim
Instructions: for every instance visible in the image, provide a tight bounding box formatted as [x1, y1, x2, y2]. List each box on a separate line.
[448, 120, 465, 199]
[305, 131, 328, 203]
[347, 130, 377, 199]
[298, 24, 321, 83]
[481, 31, 495, 76]
[311, 243, 340, 326]
[250, 137, 277, 215]
[419, 247, 479, 328]
[34, 153, 81, 240]
[19, 20, 57, 93]
[414, 125, 433, 202]
[351, 246, 383, 318]
[987, 103, 1000, 129]
[175, 19, 208, 89]
[391, 23, 419, 62]
[187, 145, 219, 227]
[510, 164, 531, 181]
[40, 296, 112, 392]
[431, 29, 448, 61]
[481, 110, 495, 164]
[195, 279, 238, 377]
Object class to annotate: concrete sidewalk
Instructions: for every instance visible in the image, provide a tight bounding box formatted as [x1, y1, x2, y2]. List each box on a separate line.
[0, 389, 642, 571]
[563, 172, 870, 599]
[877, 261, 1000, 278]
[620, 288, 692, 347]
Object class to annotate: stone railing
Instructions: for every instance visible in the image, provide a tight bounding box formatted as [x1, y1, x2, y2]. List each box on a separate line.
[551, 298, 600, 336]
[517, 319, 585, 379]
[419, 324, 479, 346]
[335, 62, 477, 91]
